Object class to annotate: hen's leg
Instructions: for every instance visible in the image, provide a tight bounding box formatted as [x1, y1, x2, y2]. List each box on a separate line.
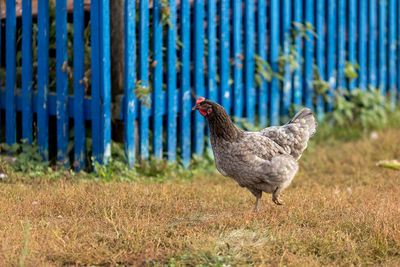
[254, 196, 260, 211]
[272, 187, 284, 205]
[249, 189, 262, 212]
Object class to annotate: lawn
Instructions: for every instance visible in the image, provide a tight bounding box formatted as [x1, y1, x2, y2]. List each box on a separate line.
[1, 128, 400, 266]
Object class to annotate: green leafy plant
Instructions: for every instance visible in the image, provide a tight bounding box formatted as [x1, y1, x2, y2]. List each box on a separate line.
[332, 87, 389, 129]
[135, 80, 152, 107]
[160, 0, 172, 27]
[292, 21, 318, 40]
[0, 141, 49, 175]
[254, 54, 283, 86]
[344, 61, 359, 80]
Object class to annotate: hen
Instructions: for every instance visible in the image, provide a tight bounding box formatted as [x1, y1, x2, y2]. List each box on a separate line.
[193, 97, 317, 211]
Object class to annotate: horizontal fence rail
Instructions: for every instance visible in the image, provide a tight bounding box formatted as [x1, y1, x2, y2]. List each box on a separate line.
[0, 0, 400, 170]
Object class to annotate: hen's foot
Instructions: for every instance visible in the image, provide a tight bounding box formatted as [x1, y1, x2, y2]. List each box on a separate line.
[272, 195, 284, 205]
[272, 187, 284, 205]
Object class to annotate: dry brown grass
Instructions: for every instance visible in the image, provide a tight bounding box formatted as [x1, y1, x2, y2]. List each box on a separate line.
[1, 129, 400, 266]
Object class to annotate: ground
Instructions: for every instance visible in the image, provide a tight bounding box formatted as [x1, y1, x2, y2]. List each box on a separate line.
[1, 128, 400, 266]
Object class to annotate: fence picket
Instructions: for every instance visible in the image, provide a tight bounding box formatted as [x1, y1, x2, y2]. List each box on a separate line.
[152, 0, 163, 160]
[257, 0, 267, 125]
[167, 0, 177, 162]
[6, 0, 16, 147]
[359, 0, 367, 91]
[207, 0, 217, 103]
[100, 0, 111, 164]
[269, 0, 279, 125]
[348, 0, 356, 91]
[293, 0, 303, 108]
[232, 0, 243, 120]
[369, 0, 377, 88]
[91, 0, 101, 163]
[326, 0, 336, 111]
[73, 0, 86, 170]
[56, 0, 69, 166]
[0, 2, 1, 141]
[22, 0, 33, 144]
[220, 0, 231, 114]
[194, 0, 205, 156]
[378, 0, 387, 94]
[337, 0, 345, 91]
[139, 0, 150, 160]
[316, 0, 325, 120]
[124, 0, 136, 166]
[398, 0, 400, 101]
[180, 0, 191, 167]
[282, 0, 291, 117]
[304, 0, 314, 110]
[37, 0, 49, 159]
[388, 0, 396, 107]
[244, 0, 255, 124]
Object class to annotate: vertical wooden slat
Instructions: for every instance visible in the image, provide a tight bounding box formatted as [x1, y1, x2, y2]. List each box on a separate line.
[293, 0, 303, 108]
[348, 0, 357, 91]
[316, 0, 325, 120]
[326, 0, 336, 111]
[100, 0, 111, 164]
[124, 0, 137, 166]
[257, 0, 267, 125]
[232, 0, 243, 120]
[22, 0, 33, 143]
[359, 0, 367, 91]
[304, 0, 314, 109]
[244, 0, 255, 124]
[180, 0, 191, 166]
[220, 0, 231, 113]
[37, 0, 49, 159]
[282, 0, 292, 116]
[91, 0, 101, 162]
[167, 0, 177, 162]
[378, 0, 387, 94]
[139, 0, 149, 160]
[0, 2, 1, 141]
[73, 0, 86, 170]
[269, 0, 279, 125]
[152, 0, 162, 160]
[6, 0, 16, 146]
[193, 0, 205, 156]
[398, 0, 400, 101]
[206, 0, 216, 155]
[388, 0, 396, 107]
[207, 0, 217, 102]
[56, 0, 69, 166]
[368, 0, 377, 88]
[337, 0, 346, 91]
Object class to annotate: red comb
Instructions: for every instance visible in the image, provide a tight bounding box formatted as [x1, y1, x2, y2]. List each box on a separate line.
[196, 97, 205, 104]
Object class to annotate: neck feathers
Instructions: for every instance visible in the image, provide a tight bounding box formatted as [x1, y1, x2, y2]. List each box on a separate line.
[207, 104, 241, 141]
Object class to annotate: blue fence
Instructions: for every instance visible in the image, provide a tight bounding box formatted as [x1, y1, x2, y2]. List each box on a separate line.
[0, 0, 399, 170]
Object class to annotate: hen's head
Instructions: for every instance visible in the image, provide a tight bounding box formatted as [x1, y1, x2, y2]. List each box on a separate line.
[192, 97, 214, 117]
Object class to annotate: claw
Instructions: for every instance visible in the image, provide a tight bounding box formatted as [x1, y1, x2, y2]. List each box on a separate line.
[272, 195, 284, 205]
[272, 187, 284, 205]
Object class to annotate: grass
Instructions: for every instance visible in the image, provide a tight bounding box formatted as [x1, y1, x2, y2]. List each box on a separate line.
[1, 128, 400, 266]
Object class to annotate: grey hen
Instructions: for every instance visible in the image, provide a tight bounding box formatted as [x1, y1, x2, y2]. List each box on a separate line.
[193, 97, 317, 211]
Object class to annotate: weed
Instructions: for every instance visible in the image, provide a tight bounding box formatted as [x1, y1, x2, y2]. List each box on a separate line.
[18, 222, 30, 267]
[0, 141, 49, 175]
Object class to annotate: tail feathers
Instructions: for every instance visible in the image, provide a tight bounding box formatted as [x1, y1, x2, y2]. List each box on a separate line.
[287, 108, 317, 138]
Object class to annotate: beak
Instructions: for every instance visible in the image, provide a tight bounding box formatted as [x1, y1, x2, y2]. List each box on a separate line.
[192, 104, 199, 111]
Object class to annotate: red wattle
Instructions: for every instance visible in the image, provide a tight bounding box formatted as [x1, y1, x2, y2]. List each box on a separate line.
[199, 109, 207, 116]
